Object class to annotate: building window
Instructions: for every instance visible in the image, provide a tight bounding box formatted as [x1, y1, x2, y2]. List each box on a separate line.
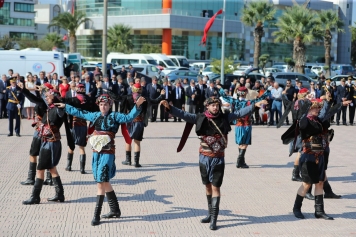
[347, 4, 349, 8]
[14, 3, 34, 12]
[9, 32, 35, 40]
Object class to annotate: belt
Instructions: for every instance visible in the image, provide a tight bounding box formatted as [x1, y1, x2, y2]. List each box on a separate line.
[8, 99, 19, 104]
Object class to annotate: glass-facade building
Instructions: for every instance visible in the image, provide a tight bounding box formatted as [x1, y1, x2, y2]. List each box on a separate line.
[76, 0, 339, 64]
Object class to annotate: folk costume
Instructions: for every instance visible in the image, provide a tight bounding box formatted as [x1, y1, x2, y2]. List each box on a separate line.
[64, 84, 92, 174]
[219, 87, 270, 168]
[167, 97, 256, 230]
[23, 89, 71, 205]
[121, 83, 163, 167]
[64, 94, 142, 226]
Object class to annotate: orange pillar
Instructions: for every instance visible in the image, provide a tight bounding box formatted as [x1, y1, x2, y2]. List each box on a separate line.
[162, 0, 172, 10]
[162, 29, 172, 55]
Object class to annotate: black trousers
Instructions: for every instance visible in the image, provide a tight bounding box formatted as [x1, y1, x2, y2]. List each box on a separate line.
[336, 105, 347, 124]
[150, 104, 158, 122]
[349, 101, 356, 124]
[160, 103, 169, 121]
[173, 101, 183, 121]
[283, 102, 290, 123]
[196, 101, 204, 113]
[0, 98, 5, 117]
[113, 100, 119, 112]
[8, 109, 20, 134]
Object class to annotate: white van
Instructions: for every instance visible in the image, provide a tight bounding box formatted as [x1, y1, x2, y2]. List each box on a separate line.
[167, 55, 190, 68]
[0, 50, 65, 76]
[114, 64, 160, 78]
[149, 53, 177, 68]
[107, 53, 157, 66]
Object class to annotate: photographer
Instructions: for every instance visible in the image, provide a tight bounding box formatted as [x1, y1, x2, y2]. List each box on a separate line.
[282, 79, 297, 125]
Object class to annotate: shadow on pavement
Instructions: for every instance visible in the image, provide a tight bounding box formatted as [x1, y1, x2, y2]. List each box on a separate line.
[120, 189, 173, 204]
[328, 173, 356, 183]
[249, 161, 294, 169]
[65, 175, 156, 186]
[117, 162, 197, 173]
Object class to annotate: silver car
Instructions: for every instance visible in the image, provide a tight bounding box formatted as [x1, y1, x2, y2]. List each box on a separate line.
[166, 70, 200, 83]
[273, 72, 317, 89]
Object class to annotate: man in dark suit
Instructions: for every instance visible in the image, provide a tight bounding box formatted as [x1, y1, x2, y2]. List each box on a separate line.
[205, 81, 219, 99]
[107, 64, 118, 80]
[196, 78, 207, 113]
[160, 78, 173, 122]
[171, 80, 186, 122]
[114, 75, 127, 112]
[147, 76, 161, 122]
[140, 77, 148, 97]
[35, 71, 48, 86]
[336, 78, 349, 125]
[186, 79, 198, 114]
[101, 76, 113, 91]
[320, 79, 335, 122]
[82, 74, 97, 104]
[0, 74, 8, 118]
[118, 66, 127, 82]
[6, 78, 24, 136]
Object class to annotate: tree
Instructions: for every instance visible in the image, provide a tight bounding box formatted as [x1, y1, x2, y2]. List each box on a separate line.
[350, 23, 356, 65]
[211, 58, 236, 74]
[44, 33, 65, 49]
[140, 43, 161, 54]
[48, 11, 91, 53]
[241, 0, 276, 68]
[259, 54, 270, 73]
[316, 10, 344, 77]
[107, 24, 133, 53]
[0, 35, 16, 50]
[284, 57, 295, 71]
[273, 5, 319, 74]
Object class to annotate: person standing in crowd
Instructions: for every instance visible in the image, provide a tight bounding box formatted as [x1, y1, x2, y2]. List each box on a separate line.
[127, 78, 134, 95]
[115, 76, 127, 112]
[50, 73, 61, 90]
[186, 79, 198, 114]
[251, 80, 265, 125]
[335, 78, 349, 126]
[46, 73, 52, 82]
[107, 64, 117, 79]
[0, 74, 7, 118]
[205, 81, 219, 99]
[82, 74, 97, 103]
[159, 97, 267, 230]
[24, 75, 36, 120]
[6, 78, 24, 137]
[129, 65, 137, 78]
[7, 69, 14, 80]
[160, 78, 172, 121]
[320, 79, 335, 122]
[172, 80, 186, 122]
[102, 76, 113, 91]
[347, 77, 356, 125]
[196, 78, 207, 113]
[282, 79, 297, 125]
[59, 77, 70, 98]
[118, 66, 127, 82]
[229, 79, 238, 96]
[270, 82, 283, 126]
[182, 78, 189, 89]
[309, 81, 321, 99]
[147, 76, 161, 122]
[56, 94, 145, 226]
[122, 84, 165, 167]
[140, 77, 148, 97]
[64, 84, 92, 174]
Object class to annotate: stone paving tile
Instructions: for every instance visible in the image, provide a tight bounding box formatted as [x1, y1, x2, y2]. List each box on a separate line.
[0, 116, 355, 237]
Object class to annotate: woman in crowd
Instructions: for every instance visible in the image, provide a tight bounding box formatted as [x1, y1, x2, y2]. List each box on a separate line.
[59, 76, 70, 98]
[56, 94, 145, 226]
[24, 74, 37, 120]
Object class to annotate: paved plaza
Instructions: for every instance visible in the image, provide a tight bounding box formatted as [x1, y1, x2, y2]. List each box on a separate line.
[0, 117, 355, 237]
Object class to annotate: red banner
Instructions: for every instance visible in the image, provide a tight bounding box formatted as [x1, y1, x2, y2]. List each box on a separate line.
[200, 9, 223, 46]
[0, 0, 5, 9]
[62, 34, 68, 41]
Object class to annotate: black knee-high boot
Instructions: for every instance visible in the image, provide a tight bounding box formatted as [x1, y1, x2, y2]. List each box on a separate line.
[291, 165, 302, 182]
[209, 197, 220, 230]
[43, 170, 53, 186]
[101, 191, 121, 218]
[201, 195, 212, 223]
[236, 149, 248, 168]
[323, 180, 341, 199]
[314, 195, 334, 220]
[122, 151, 131, 165]
[293, 194, 305, 219]
[80, 154, 86, 174]
[133, 152, 142, 168]
[92, 195, 104, 226]
[47, 176, 65, 202]
[20, 162, 37, 185]
[305, 185, 315, 200]
[23, 178, 44, 205]
[65, 153, 73, 171]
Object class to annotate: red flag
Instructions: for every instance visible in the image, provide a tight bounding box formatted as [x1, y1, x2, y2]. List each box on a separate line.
[0, 0, 5, 9]
[62, 34, 68, 41]
[200, 9, 223, 46]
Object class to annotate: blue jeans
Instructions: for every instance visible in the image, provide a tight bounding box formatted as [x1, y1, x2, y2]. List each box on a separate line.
[270, 100, 282, 125]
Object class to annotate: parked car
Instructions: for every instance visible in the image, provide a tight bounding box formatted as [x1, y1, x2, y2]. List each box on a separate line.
[210, 71, 263, 90]
[311, 65, 323, 75]
[114, 64, 160, 79]
[161, 67, 190, 76]
[201, 65, 215, 77]
[304, 68, 318, 79]
[166, 70, 200, 84]
[272, 64, 289, 72]
[82, 65, 97, 73]
[331, 75, 356, 86]
[273, 72, 316, 89]
[330, 64, 355, 77]
[262, 67, 282, 76]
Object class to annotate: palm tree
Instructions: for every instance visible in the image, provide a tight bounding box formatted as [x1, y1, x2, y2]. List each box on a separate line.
[107, 24, 133, 53]
[48, 11, 91, 53]
[316, 10, 344, 77]
[273, 5, 320, 74]
[241, 0, 276, 68]
[44, 33, 65, 49]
